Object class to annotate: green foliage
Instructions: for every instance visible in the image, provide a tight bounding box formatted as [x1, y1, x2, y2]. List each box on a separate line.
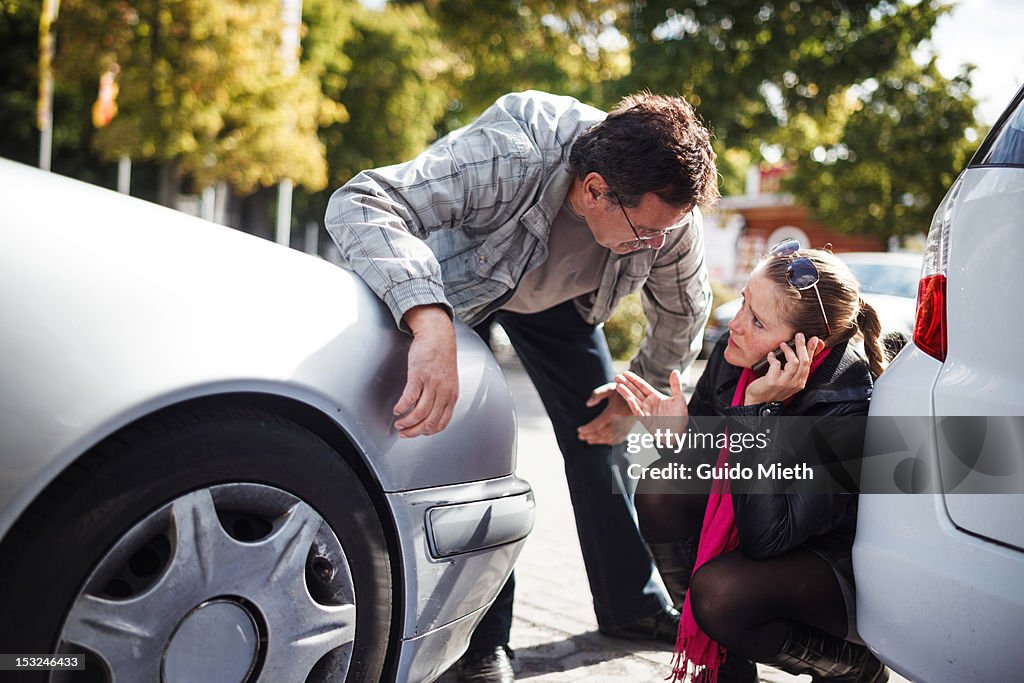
[604, 280, 739, 361]
[292, 0, 458, 231]
[0, 0, 112, 184]
[610, 0, 977, 238]
[2, 0, 986, 248]
[715, 148, 754, 198]
[56, 0, 332, 194]
[603, 292, 646, 361]
[618, 0, 951, 151]
[321, 3, 457, 185]
[782, 57, 980, 239]
[0, 1, 41, 165]
[398, 0, 629, 127]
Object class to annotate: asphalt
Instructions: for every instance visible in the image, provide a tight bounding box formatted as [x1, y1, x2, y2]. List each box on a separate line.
[438, 352, 911, 682]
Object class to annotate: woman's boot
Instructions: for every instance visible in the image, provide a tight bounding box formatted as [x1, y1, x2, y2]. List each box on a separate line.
[718, 653, 758, 683]
[765, 623, 889, 682]
[646, 539, 757, 683]
[646, 538, 699, 609]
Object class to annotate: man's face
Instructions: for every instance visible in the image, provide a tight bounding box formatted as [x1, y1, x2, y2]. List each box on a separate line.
[583, 190, 692, 255]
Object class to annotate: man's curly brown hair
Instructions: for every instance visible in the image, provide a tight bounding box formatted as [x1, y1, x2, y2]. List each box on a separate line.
[569, 92, 719, 210]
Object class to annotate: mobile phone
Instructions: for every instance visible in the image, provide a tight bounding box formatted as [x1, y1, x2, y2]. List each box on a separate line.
[751, 339, 795, 376]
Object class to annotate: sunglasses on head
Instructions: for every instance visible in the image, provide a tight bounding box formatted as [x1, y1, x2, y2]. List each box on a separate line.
[768, 239, 832, 338]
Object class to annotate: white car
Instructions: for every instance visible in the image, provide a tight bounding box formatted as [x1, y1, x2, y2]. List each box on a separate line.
[853, 86, 1024, 681]
[0, 160, 534, 683]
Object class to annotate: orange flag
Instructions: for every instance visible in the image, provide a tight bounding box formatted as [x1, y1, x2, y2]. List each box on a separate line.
[92, 65, 120, 128]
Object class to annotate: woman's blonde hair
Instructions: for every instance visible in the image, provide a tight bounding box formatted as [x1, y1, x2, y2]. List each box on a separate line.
[761, 249, 886, 378]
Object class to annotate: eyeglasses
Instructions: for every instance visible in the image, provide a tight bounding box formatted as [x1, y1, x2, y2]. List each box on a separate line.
[769, 239, 832, 337]
[616, 197, 688, 243]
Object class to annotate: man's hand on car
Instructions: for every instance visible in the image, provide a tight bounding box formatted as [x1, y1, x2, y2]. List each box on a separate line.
[394, 305, 459, 438]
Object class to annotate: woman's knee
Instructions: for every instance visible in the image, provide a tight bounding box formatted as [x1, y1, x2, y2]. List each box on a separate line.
[688, 561, 741, 642]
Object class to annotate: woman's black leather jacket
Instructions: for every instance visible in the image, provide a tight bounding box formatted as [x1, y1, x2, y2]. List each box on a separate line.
[688, 333, 873, 561]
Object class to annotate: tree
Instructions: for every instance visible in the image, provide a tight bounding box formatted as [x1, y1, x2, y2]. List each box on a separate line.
[315, 2, 458, 185]
[290, 0, 460, 239]
[782, 57, 980, 241]
[56, 0, 336, 203]
[618, 0, 951, 150]
[614, 0, 980, 239]
[396, 0, 629, 127]
[0, 0, 117, 186]
[0, 0, 44, 166]
[5, 0, 985, 246]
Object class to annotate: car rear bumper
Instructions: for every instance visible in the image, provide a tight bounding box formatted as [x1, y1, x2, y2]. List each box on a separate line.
[385, 475, 534, 680]
[855, 345, 1024, 681]
[854, 493, 1024, 682]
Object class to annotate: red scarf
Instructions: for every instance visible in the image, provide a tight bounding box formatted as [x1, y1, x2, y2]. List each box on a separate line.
[668, 350, 831, 682]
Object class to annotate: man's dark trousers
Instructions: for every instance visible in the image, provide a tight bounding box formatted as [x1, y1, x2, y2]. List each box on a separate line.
[468, 300, 664, 651]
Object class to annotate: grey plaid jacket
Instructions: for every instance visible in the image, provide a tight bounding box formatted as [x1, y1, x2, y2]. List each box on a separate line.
[324, 90, 711, 384]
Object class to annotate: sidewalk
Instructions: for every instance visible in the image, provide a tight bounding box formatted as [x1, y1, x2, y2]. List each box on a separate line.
[440, 354, 909, 682]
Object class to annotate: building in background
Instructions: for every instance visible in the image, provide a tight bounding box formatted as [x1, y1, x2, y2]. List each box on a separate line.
[704, 164, 892, 288]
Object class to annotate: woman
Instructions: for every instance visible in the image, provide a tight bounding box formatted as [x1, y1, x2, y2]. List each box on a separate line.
[616, 241, 889, 683]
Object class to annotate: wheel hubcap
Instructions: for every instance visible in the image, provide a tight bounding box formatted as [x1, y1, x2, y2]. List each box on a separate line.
[163, 600, 258, 683]
[56, 484, 357, 682]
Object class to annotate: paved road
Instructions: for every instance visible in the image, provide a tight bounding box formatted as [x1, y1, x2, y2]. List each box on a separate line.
[440, 353, 909, 682]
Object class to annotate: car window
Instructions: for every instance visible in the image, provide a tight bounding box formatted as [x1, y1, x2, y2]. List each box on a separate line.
[977, 94, 1024, 167]
[846, 263, 919, 299]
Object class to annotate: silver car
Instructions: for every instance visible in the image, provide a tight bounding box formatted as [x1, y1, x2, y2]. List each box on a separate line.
[0, 160, 534, 682]
[854, 86, 1024, 681]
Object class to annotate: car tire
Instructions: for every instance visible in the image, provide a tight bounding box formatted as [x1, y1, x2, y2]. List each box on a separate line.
[0, 404, 391, 682]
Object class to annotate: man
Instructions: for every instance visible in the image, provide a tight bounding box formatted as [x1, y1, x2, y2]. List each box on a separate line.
[325, 90, 718, 682]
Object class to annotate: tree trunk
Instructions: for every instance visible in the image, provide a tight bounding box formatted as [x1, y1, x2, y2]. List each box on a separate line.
[235, 186, 274, 240]
[156, 161, 181, 208]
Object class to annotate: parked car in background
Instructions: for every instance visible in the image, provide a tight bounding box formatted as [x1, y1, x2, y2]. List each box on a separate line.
[702, 251, 922, 358]
[0, 160, 534, 683]
[854, 86, 1024, 681]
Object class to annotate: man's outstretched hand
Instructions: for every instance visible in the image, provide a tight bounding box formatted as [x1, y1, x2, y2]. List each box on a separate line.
[576, 382, 635, 445]
[394, 305, 458, 438]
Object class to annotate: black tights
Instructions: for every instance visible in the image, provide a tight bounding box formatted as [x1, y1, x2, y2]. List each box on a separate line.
[636, 491, 849, 662]
[636, 491, 707, 543]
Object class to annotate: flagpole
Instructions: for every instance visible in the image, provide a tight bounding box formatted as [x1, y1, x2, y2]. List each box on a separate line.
[118, 156, 132, 194]
[38, 0, 61, 172]
[275, 0, 302, 247]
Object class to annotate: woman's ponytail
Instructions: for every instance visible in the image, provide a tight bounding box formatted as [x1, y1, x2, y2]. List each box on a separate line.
[857, 298, 886, 378]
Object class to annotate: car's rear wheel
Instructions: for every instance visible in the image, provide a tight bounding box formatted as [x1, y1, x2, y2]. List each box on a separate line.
[0, 405, 391, 682]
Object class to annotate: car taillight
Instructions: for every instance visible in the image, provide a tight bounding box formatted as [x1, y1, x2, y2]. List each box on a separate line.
[915, 274, 946, 359]
[913, 177, 961, 361]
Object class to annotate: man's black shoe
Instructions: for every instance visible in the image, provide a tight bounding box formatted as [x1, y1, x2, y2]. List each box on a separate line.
[598, 606, 680, 645]
[454, 645, 515, 683]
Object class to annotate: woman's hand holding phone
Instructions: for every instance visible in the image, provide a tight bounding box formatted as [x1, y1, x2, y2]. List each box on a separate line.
[744, 333, 825, 406]
[615, 369, 690, 438]
[751, 340, 794, 375]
